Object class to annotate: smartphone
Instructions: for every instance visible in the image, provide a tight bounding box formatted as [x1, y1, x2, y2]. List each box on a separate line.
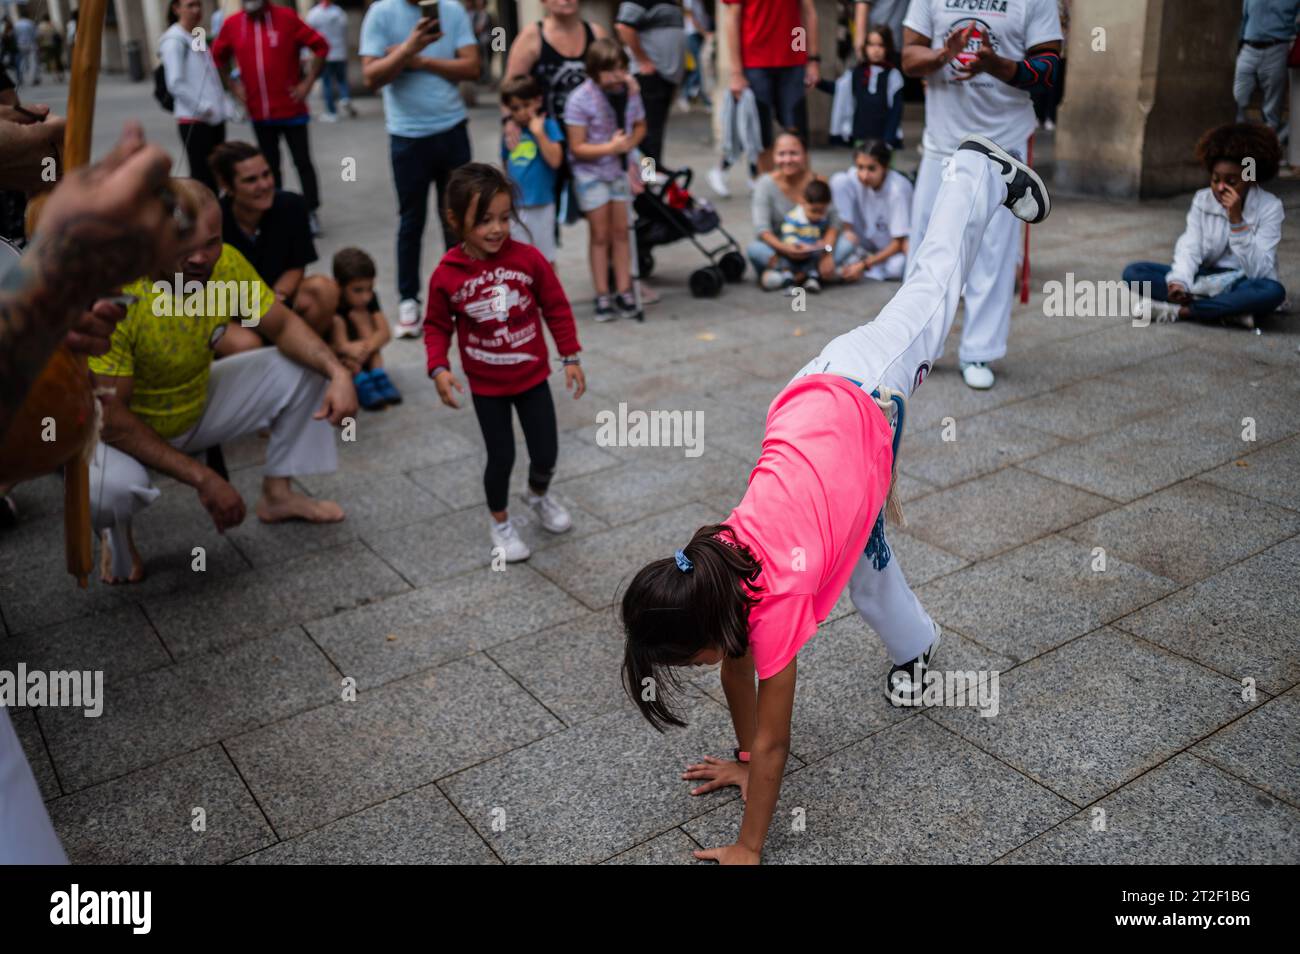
[418, 0, 440, 32]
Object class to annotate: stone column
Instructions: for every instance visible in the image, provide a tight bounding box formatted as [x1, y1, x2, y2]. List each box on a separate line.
[1055, 0, 1240, 199]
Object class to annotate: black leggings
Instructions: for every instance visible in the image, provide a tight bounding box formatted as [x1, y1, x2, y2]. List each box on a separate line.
[178, 121, 226, 195]
[470, 380, 559, 513]
[253, 121, 320, 210]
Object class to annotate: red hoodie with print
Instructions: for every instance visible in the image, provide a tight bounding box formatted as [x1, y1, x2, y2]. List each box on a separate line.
[424, 238, 582, 397]
[211, 6, 329, 122]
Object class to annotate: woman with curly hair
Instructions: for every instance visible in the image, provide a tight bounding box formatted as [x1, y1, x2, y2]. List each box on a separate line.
[1123, 122, 1286, 329]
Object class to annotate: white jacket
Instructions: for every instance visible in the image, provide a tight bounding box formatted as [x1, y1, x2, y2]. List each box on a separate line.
[720, 86, 762, 171]
[159, 24, 231, 125]
[1169, 185, 1284, 287]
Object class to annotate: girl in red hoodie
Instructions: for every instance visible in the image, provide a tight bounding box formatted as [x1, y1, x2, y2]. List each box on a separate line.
[425, 163, 587, 563]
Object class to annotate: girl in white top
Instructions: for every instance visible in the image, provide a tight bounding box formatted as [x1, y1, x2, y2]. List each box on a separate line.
[1123, 123, 1286, 330]
[159, 0, 232, 193]
[830, 139, 912, 281]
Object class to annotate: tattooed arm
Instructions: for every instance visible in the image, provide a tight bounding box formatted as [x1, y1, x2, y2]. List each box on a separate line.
[0, 124, 176, 442]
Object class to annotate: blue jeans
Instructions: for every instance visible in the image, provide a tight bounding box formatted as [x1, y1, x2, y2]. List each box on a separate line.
[683, 32, 708, 102]
[747, 234, 856, 280]
[1122, 261, 1286, 320]
[321, 61, 349, 115]
[744, 64, 807, 148]
[390, 122, 472, 302]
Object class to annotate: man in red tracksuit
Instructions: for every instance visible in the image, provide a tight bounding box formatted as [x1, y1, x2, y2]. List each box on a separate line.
[213, 0, 329, 232]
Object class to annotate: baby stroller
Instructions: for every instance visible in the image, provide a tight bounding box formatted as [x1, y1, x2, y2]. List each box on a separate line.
[634, 167, 747, 298]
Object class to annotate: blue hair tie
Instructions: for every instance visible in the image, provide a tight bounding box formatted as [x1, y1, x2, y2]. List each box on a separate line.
[674, 549, 694, 573]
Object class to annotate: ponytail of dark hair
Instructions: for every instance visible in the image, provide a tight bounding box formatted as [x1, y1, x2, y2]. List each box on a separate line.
[621, 524, 763, 732]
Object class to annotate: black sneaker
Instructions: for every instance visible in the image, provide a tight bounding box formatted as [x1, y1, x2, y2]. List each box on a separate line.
[957, 134, 1051, 224]
[594, 294, 617, 322]
[884, 624, 942, 706]
[616, 290, 640, 318]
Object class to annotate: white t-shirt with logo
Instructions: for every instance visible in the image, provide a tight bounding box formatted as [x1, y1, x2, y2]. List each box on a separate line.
[831, 167, 914, 252]
[903, 0, 1062, 155]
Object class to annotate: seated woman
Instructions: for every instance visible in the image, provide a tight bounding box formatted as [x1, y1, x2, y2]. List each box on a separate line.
[1123, 123, 1286, 330]
[830, 140, 911, 282]
[208, 141, 339, 353]
[747, 130, 857, 291]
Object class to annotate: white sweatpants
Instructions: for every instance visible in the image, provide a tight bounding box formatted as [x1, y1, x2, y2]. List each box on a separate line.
[907, 140, 1024, 365]
[791, 146, 1007, 664]
[90, 347, 337, 578]
[0, 708, 67, 864]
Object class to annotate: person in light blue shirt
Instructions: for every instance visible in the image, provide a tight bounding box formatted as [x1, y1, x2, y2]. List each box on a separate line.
[360, 0, 480, 336]
[1234, 0, 1300, 142]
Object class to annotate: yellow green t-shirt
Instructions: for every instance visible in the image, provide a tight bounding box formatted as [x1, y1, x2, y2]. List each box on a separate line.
[89, 245, 275, 439]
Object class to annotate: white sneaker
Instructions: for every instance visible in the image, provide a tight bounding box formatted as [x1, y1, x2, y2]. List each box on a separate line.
[1044, 118, 1055, 132]
[395, 298, 421, 338]
[489, 517, 531, 562]
[340, 98, 357, 118]
[760, 268, 786, 291]
[886, 623, 942, 706]
[525, 490, 571, 533]
[707, 165, 730, 198]
[1136, 298, 1182, 325]
[960, 361, 995, 389]
[319, 112, 339, 123]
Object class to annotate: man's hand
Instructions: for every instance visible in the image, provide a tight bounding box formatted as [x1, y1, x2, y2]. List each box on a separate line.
[65, 298, 129, 357]
[693, 843, 761, 865]
[683, 755, 750, 799]
[939, 24, 971, 69]
[433, 369, 464, 408]
[780, 242, 814, 260]
[338, 339, 369, 370]
[230, 79, 248, 107]
[953, 32, 1006, 83]
[290, 79, 312, 102]
[31, 122, 178, 302]
[197, 470, 247, 533]
[729, 70, 748, 99]
[0, 108, 66, 192]
[638, 59, 657, 77]
[316, 370, 358, 425]
[402, 15, 442, 57]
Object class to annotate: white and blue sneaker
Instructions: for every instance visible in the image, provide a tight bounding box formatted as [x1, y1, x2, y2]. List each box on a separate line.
[957, 134, 1051, 224]
[885, 623, 942, 706]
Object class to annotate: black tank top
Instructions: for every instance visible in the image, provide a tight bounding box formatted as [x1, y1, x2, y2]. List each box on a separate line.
[531, 19, 594, 123]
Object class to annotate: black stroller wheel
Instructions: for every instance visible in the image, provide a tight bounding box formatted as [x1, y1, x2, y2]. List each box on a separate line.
[638, 250, 655, 278]
[690, 266, 724, 298]
[719, 251, 746, 282]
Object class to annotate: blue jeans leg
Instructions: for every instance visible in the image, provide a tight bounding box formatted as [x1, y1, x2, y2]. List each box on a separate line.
[1189, 278, 1286, 320]
[1121, 261, 1171, 300]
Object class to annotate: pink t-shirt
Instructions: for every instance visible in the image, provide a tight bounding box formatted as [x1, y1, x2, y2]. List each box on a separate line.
[725, 374, 894, 680]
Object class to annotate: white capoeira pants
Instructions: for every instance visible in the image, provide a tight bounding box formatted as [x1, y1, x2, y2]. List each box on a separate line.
[791, 146, 1007, 664]
[0, 708, 67, 863]
[907, 139, 1025, 365]
[90, 347, 338, 578]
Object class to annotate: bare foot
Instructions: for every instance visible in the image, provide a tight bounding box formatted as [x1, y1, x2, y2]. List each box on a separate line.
[98, 528, 145, 584]
[255, 490, 345, 524]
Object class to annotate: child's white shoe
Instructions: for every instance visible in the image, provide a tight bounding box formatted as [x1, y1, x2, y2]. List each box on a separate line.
[489, 517, 531, 562]
[707, 165, 730, 198]
[525, 491, 572, 533]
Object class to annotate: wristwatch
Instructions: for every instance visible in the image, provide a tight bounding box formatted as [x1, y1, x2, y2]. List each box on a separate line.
[823, 243, 834, 256]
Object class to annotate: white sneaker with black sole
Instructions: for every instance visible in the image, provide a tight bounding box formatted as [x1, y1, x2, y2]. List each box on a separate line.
[525, 491, 572, 533]
[956, 134, 1051, 225]
[885, 623, 942, 706]
[395, 298, 422, 338]
[489, 517, 531, 562]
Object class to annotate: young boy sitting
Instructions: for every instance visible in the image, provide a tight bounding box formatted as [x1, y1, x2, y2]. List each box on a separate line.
[501, 74, 565, 265]
[331, 247, 402, 411]
[778, 178, 840, 294]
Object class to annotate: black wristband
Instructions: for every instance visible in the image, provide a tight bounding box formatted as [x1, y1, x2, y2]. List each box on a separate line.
[807, 54, 821, 62]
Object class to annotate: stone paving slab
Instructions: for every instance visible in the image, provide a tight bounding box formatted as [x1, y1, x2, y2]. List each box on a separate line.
[224, 654, 563, 839]
[12, 708, 60, 801]
[916, 536, 1180, 663]
[682, 716, 1076, 864]
[0, 603, 170, 683]
[46, 745, 278, 865]
[1192, 688, 1300, 809]
[236, 784, 500, 865]
[603, 828, 703, 865]
[999, 753, 1300, 864]
[1201, 434, 1300, 513]
[929, 627, 1253, 806]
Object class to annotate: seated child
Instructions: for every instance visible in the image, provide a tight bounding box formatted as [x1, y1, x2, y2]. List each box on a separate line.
[777, 178, 840, 294]
[501, 74, 565, 265]
[330, 247, 402, 411]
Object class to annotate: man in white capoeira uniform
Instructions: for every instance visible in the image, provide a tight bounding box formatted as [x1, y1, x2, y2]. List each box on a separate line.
[901, 0, 1062, 390]
[791, 134, 1050, 699]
